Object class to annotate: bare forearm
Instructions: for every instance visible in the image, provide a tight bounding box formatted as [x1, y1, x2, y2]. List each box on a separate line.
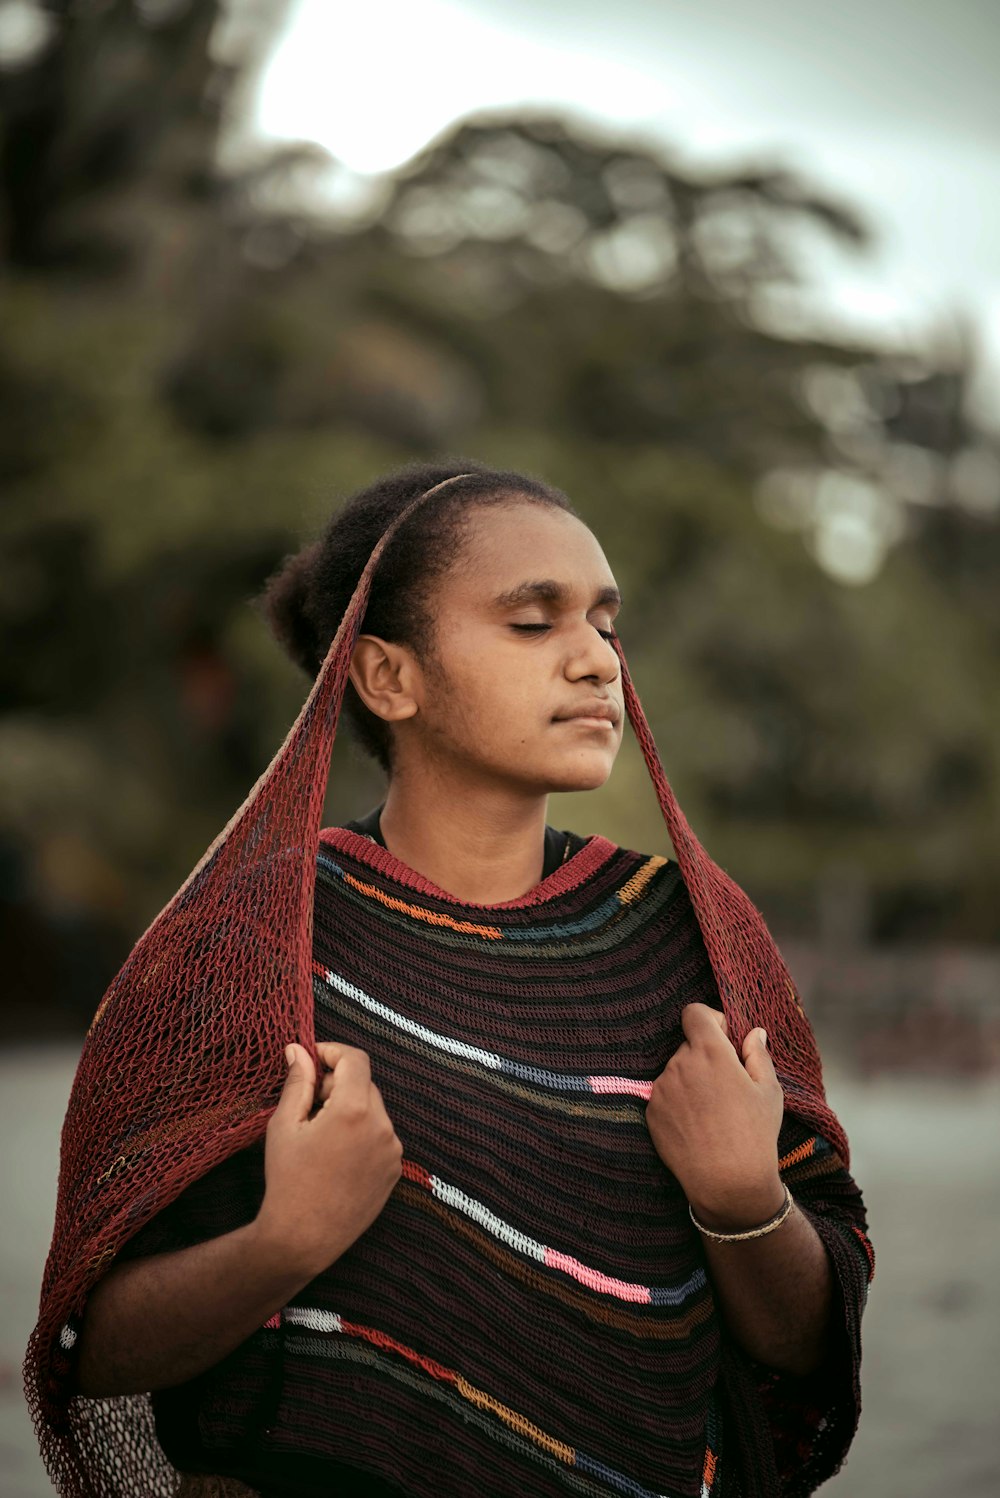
[75, 1219, 317, 1397]
[694, 1184, 834, 1377]
[75, 1042, 403, 1398]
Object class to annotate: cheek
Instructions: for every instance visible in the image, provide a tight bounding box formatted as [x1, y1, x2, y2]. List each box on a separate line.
[427, 631, 556, 749]
[439, 636, 537, 711]
[422, 655, 502, 742]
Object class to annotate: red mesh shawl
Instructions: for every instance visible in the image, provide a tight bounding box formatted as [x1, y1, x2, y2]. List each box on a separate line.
[25, 479, 849, 1497]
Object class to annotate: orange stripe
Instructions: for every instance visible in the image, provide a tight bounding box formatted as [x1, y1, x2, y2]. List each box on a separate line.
[455, 1375, 575, 1462]
[782, 1154, 843, 1186]
[851, 1225, 876, 1282]
[617, 855, 666, 906]
[326, 1316, 575, 1465]
[342, 872, 503, 939]
[703, 1449, 717, 1486]
[778, 1137, 816, 1170]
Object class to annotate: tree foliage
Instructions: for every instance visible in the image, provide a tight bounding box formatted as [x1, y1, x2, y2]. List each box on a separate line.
[1, 0, 997, 1026]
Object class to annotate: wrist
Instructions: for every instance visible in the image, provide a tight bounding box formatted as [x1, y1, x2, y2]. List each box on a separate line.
[687, 1175, 786, 1235]
[249, 1206, 341, 1289]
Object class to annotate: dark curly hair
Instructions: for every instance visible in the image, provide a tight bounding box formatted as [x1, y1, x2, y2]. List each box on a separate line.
[256, 460, 576, 772]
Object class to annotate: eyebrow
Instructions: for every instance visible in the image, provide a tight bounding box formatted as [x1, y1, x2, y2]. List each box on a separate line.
[491, 580, 623, 611]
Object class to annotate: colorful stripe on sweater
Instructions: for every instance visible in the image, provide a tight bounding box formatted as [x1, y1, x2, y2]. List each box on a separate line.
[313, 962, 655, 1101]
[263, 1306, 719, 1498]
[398, 1157, 707, 1306]
[318, 850, 669, 946]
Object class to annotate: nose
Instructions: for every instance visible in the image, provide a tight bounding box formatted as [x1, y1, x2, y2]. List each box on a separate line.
[564, 622, 621, 686]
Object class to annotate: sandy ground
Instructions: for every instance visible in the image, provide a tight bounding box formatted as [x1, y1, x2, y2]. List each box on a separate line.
[2, 1047, 998, 1497]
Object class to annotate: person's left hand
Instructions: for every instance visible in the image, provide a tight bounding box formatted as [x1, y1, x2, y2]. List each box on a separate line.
[646, 1002, 785, 1229]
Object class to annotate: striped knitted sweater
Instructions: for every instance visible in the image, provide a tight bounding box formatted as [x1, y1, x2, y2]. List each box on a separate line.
[127, 828, 873, 1498]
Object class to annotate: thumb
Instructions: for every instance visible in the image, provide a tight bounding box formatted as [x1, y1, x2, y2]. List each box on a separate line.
[272, 1042, 317, 1124]
[741, 1028, 774, 1081]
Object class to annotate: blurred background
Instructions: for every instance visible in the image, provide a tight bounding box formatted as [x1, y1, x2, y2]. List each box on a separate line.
[1, 1, 998, 1493]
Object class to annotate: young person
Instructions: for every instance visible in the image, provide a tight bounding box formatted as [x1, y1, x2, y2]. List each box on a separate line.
[30, 463, 874, 1498]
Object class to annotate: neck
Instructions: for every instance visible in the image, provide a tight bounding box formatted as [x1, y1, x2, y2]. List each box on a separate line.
[378, 770, 550, 905]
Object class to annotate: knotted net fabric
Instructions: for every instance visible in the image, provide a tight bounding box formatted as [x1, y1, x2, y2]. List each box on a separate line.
[25, 477, 849, 1498]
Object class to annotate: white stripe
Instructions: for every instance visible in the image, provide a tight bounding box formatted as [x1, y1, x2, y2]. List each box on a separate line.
[59, 1324, 77, 1351]
[430, 1175, 547, 1262]
[420, 1167, 702, 1307]
[284, 1306, 342, 1334]
[324, 971, 503, 1070]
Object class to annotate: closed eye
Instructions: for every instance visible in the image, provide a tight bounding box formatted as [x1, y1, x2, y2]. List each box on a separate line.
[510, 623, 616, 640]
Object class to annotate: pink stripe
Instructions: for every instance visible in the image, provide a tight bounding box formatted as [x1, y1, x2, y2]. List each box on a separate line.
[544, 1247, 652, 1303]
[589, 1075, 653, 1099]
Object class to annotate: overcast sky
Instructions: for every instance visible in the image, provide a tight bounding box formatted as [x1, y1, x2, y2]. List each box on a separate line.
[252, 0, 1000, 422]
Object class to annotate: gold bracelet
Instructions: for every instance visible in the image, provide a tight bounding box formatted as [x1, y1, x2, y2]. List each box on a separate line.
[689, 1184, 793, 1242]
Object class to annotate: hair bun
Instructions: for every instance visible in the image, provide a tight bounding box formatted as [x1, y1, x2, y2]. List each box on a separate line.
[257, 541, 325, 676]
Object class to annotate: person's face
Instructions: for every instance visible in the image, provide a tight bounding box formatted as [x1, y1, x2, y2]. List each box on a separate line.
[406, 502, 625, 795]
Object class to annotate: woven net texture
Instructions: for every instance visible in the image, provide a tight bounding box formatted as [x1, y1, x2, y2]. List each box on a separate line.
[25, 479, 847, 1497]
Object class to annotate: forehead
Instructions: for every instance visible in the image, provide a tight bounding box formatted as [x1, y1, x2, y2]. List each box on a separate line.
[447, 503, 616, 600]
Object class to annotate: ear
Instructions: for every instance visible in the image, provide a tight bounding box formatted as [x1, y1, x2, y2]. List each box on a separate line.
[349, 635, 420, 724]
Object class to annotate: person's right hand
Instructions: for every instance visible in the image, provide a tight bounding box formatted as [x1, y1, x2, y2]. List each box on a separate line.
[254, 1041, 403, 1278]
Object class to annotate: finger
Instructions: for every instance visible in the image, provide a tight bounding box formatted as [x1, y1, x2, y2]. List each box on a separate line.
[680, 1002, 730, 1047]
[741, 1029, 776, 1083]
[315, 1041, 364, 1068]
[272, 1043, 317, 1125]
[318, 1043, 372, 1093]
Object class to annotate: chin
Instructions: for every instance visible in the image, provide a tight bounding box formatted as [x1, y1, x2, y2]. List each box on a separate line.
[543, 756, 617, 793]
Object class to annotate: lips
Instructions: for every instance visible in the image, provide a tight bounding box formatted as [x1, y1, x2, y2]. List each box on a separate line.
[553, 702, 621, 725]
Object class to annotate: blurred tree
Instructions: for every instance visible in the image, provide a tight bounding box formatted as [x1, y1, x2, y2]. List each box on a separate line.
[1, 1, 997, 1032]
